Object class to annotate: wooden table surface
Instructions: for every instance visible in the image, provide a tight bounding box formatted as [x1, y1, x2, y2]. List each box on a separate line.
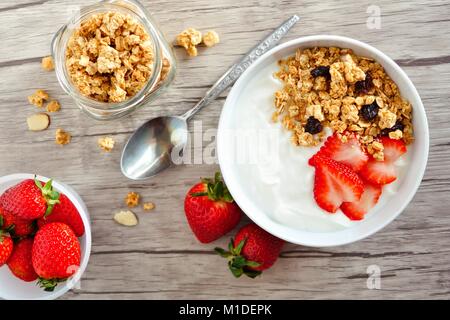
[0, 0, 449, 300]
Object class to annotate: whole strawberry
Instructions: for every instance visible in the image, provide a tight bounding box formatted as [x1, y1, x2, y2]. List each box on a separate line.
[0, 178, 60, 221]
[184, 172, 241, 243]
[13, 221, 36, 237]
[7, 238, 38, 282]
[0, 205, 35, 237]
[32, 222, 81, 291]
[0, 206, 15, 230]
[215, 223, 284, 278]
[38, 193, 85, 237]
[0, 230, 13, 267]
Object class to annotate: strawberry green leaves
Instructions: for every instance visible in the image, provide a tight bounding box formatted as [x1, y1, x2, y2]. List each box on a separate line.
[37, 277, 63, 292]
[192, 172, 233, 203]
[34, 177, 60, 217]
[215, 238, 262, 279]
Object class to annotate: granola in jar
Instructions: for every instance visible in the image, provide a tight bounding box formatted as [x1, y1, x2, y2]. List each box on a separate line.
[65, 12, 155, 103]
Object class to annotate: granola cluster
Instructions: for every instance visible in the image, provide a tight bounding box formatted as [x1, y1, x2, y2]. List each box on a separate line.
[65, 12, 155, 103]
[273, 47, 413, 160]
[98, 136, 115, 152]
[175, 28, 220, 56]
[55, 128, 71, 145]
[125, 191, 140, 208]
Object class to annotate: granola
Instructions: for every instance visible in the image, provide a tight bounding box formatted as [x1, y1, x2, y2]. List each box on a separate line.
[98, 136, 115, 152]
[65, 12, 155, 103]
[202, 30, 220, 47]
[41, 56, 54, 71]
[143, 202, 155, 211]
[273, 47, 414, 159]
[55, 128, 71, 145]
[46, 100, 61, 112]
[176, 28, 202, 56]
[125, 191, 140, 208]
[28, 89, 49, 107]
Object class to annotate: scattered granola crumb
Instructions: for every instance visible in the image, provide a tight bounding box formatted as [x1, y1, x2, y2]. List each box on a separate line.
[202, 30, 220, 47]
[46, 100, 61, 112]
[41, 56, 54, 71]
[27, 113, 50, 131]
[125, 192, 140, 208]
[186, 45, 198, 57]
[55, 128, 71, 145]
[98, 136, 115, 152]
[114, 210, 138, 226]
[28, 89, 49, 107]
[176, 28, 202, 56]
[143, 202, 155, 211]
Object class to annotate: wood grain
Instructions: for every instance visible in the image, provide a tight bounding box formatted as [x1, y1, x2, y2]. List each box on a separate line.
[0, 0, 449, 299]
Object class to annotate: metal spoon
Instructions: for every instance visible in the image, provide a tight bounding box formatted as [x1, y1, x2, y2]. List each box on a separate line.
[121, 15, 300, 180]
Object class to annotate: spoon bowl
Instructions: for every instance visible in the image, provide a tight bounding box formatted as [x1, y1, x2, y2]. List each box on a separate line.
[120, 16, 299, 180]
[121, 116, 188, 180]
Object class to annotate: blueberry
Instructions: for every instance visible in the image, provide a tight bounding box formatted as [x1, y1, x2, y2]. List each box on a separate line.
[310, 66, 330, 79]
[355, 73, 373, 95]
[359, 101, 379, 121]
[381, 121, 405, 136]
[305, 116, 323, 134]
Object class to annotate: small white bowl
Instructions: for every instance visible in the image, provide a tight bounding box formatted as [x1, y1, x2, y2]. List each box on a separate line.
[217, 35, 429, 247]
[0, 173, 92, 300]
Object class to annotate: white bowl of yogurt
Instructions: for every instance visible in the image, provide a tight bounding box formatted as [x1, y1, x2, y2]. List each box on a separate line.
[217, 35, 429, 247]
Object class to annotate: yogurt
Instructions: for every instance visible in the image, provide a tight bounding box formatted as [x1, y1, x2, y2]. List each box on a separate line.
[227, 62, 410, 232]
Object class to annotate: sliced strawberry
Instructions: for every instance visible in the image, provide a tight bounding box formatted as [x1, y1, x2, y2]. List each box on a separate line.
[379, 137, 407, 162]
[359, 158, 396, 185]
[309, 132, 368, 171]
[312, 155, 364, 213]
[341, 182, 382, 220]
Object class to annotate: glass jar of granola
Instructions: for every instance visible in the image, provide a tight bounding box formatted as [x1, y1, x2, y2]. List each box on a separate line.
[51, 0, 176, 120]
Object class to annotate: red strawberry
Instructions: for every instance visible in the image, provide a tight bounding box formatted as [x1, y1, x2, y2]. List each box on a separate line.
[359, 137, 406, 185]
[184, 172, 242, 243]
[0, 206, 16, 230]
[0, 231, 13, 267]
[38, 194, 84, 237]
[359, 158, 396, 185]
[32, 222, 81, 291]
[215, 223, 284, 278]
[379, 136, 407, 162]
[0, 178, 60, 221]
[0, 205, 35, 237]
[13, 221, 35, 237]
[310, 132, 368, 171]
[7, 238, 38, 282]
[311, 155, 364, 213]
[341, 182, 382, 220]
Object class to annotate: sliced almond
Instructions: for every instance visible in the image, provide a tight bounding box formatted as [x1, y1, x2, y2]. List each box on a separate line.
[114, 210, 138, 226]
[27, 113, 50, 131]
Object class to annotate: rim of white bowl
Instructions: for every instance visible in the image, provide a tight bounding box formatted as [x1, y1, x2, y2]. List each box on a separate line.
[217, 35, 429, 247]
[0, 173, 92, 300]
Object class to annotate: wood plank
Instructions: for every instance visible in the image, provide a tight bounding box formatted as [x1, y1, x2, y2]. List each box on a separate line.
[0, 0, 449, 299]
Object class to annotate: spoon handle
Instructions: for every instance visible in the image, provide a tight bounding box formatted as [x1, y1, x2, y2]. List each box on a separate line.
[181, 14, 300, 120]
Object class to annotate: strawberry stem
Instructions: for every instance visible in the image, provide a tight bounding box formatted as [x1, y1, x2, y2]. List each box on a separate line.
[37, 277, 63, 292]
[34, 176, 60, 217]
[192, 172, 234, 203]
[215, 238, 262, 279]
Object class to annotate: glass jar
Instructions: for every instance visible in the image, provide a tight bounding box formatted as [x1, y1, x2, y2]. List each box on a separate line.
[51, 0, 176, 120]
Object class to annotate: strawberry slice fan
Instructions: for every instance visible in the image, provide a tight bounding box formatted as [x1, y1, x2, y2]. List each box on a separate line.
[309, 132, 407, 220]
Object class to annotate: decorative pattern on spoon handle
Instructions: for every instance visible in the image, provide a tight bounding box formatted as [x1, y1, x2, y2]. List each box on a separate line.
[182, 15, 299, 120]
